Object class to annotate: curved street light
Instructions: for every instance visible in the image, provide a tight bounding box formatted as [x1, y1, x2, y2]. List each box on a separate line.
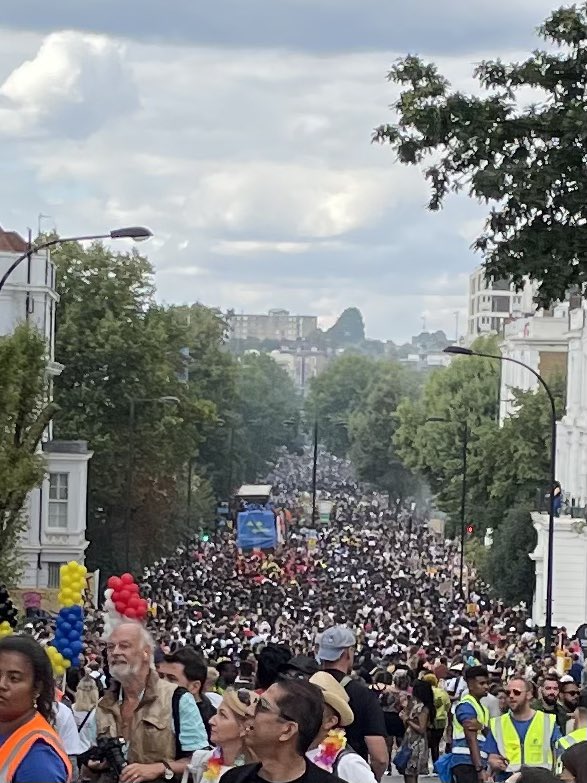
[0, 226, 153, 294]
[444, 344, 557, 651]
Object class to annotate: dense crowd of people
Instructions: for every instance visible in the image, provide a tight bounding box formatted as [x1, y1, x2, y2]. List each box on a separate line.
[1, 447, 586, 782]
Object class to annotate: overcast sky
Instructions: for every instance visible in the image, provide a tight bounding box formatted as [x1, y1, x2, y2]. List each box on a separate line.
[0, 1, 556, 341]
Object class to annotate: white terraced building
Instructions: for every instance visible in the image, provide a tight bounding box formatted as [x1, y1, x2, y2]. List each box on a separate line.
[0, 225, 92, 590]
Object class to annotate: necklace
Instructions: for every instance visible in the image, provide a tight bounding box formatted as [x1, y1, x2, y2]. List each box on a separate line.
[203, 747, 224, 782]
[313, 729, 347, 770]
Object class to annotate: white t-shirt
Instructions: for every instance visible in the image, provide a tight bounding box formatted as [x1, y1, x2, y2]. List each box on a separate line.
[55, 700, 83, 755]
[306, 747, 377, 783]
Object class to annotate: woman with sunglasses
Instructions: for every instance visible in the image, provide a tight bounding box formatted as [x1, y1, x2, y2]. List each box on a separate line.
[184, 689, 258, 783]
[0, 635, 71, 782]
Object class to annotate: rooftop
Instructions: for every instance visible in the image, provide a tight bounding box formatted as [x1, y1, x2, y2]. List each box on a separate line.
[0, 226, 27, 254]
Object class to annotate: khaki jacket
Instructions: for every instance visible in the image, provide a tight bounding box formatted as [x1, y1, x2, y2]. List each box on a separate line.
[95, 670, 178, 783]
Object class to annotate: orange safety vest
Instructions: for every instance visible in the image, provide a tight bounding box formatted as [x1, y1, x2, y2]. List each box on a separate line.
[0, 712, 72, 782]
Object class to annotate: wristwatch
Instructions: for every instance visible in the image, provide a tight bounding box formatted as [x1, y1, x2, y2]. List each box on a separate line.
[161, 761, 174, 781]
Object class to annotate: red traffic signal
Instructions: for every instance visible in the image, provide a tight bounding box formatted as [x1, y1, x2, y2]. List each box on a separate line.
[466, 524, 474, 535]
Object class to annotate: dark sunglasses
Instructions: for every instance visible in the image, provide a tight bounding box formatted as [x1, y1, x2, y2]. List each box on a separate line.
[506, 688, 524, 697]
[255, 695, 295, 722]
[563, 690, 580, 697]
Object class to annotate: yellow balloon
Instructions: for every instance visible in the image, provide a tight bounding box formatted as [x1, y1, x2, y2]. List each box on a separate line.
[79, 565, 88, 576]
[63, 598, 75, 607]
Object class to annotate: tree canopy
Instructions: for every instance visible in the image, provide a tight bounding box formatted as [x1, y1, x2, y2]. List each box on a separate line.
[374, 3, 587, 306]
[0, 325, 56, 583]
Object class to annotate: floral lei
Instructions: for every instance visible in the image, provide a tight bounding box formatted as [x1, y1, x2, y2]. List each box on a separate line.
[314, 729, 347, 771]
[203, 747, 224, 781]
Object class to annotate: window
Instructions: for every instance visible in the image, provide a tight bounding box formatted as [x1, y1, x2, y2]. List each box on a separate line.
[48, 472, 68, 528]
[48, 562, 63, 588]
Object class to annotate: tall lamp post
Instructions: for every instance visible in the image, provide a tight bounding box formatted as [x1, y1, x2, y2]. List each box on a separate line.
[0, 226, 152, 293]
[427, 416, 469, 594]
[311, 419, 319, 525]
[124, 395, 180, 570]
[444, 345, 557, 651]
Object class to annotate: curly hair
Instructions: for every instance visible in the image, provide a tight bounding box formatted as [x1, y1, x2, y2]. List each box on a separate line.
[0, 635, 55, 724]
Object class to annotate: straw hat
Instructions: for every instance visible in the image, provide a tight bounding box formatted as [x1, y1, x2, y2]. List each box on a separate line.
[310, 672, 354, 727]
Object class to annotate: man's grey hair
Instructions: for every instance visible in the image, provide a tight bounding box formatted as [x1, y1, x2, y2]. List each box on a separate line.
[104, 619, 155, 661]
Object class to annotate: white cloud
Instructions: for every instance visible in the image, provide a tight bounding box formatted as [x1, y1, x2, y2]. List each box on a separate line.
[0, 31, 138, 138]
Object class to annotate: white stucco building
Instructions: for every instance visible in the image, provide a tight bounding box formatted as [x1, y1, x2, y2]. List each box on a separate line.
[531, 512, 587, 635]
[556, 305, 587, 506]
[0, 226, 92, 589]
[468, 266, 536, 338]
[499, 307, 569, 423]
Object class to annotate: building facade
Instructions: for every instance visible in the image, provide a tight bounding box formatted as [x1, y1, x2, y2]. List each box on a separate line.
[499, 308, 569, 423]
[531, 512, 587, 635]
[228, 309, 317, 342]
[468, 266, 536, 338]
[270, 348, 328, 396]
[556, 304, 587, 506]
[0, 226, 92, 589]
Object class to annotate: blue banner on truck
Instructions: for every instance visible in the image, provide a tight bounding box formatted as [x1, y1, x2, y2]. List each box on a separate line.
[236, 509, 277, 550]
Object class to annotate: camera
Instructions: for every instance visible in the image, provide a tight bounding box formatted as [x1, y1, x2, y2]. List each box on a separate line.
[87, 736, 128, 780]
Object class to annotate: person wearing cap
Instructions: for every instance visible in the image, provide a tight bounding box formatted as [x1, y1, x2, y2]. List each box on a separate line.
[279, 656, 321, 680]
[318, 625, 388, 781]
[306, 672, 377, 783]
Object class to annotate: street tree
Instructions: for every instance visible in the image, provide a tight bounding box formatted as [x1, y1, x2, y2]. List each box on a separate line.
[374, 4, 587, 306]
[348, 362, 418, 500]
[0, 325, 57, 583]
[306, 354, 379, 456]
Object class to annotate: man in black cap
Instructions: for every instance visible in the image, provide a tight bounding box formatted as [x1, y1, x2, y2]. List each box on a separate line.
[318, 625, 388, 781]
[279, 655, 321, 680]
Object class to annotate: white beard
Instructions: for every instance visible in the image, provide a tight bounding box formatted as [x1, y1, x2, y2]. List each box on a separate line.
[110, 662, 142, 682]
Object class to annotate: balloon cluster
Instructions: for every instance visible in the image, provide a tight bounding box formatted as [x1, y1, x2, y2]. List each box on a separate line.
[51, 604, 84, 670]
[0, 585, 18, 639]
[47, 561, 87, 676]
[103, 573, 148, 635]
[45, 644, 70, 677]
[58, 561, 87, 607]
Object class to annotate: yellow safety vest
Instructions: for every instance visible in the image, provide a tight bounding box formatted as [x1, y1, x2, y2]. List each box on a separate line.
[490, 712, 555, 772]
[557, 726, 587, 752]
[452, 694, 490, 759]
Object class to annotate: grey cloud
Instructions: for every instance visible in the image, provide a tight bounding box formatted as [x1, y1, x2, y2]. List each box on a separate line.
[2, 0, 557, 56]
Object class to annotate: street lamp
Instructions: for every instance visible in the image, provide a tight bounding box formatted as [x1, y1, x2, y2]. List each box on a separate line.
[444, 344, 557, 651]
[0, 226, 153, 293]
[124, 395, 180, 570]
[426, 416, 469, 594]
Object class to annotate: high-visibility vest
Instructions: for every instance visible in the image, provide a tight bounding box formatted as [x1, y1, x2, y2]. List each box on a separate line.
[452, 694, 490, 760]
[490, 711, 555, 772]
[0, 712, 72, 782]
[557, 726, 587, 752]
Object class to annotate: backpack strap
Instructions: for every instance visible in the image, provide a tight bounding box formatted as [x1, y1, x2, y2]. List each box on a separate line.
[340, 676, 352, 689]
[332, 747, 353, 776]
[172, 686, 190, 758]
[77, 708, 93, 733]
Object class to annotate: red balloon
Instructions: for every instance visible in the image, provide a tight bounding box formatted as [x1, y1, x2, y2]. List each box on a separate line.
[128, 583, 140, 594]
[119, 590, 131, 603]
[124, 607, 137, 619]
[138, 599, 148, 612]
[115, 602, 126, 614]
[128, 594, 140, 608]
[108, 576, 122, 591]
[112, 591, 121, 603]
[120, 573, 134, 585]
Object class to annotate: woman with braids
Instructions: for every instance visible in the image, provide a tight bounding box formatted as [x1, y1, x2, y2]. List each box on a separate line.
[0, 635, 71, 782]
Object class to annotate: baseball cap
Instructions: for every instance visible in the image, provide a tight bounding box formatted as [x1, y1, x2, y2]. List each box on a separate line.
[278, 655, 320, 677]
[318, 625, 356, 662]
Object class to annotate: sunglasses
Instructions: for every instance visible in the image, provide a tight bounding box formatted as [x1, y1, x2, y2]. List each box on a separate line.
[255, 695, 295, 722]
[563, 690, 580, 698]
[506, 688, 525, 697]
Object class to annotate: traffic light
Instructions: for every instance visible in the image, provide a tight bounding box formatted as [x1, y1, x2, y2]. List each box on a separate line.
[466, 524, 474, 536]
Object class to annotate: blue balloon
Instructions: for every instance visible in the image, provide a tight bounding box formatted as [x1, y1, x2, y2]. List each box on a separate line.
[59, 621, 71, 634]
[68, 629, 79, 641]
[75, 621, 84, 633]
[62, 647, 73, 660]
[59, 608, 70, 618]
[70, 655, 80, 667]
[70, 605, 82, 618]
[71, 641, 83, 655]
[68, 613, 78, 624]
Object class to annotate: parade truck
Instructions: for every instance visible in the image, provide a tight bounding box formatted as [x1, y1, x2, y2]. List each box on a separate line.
[235, 484, 282, 552]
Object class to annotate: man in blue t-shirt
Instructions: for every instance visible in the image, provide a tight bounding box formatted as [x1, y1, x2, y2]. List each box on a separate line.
[486, 677, 561, 780]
